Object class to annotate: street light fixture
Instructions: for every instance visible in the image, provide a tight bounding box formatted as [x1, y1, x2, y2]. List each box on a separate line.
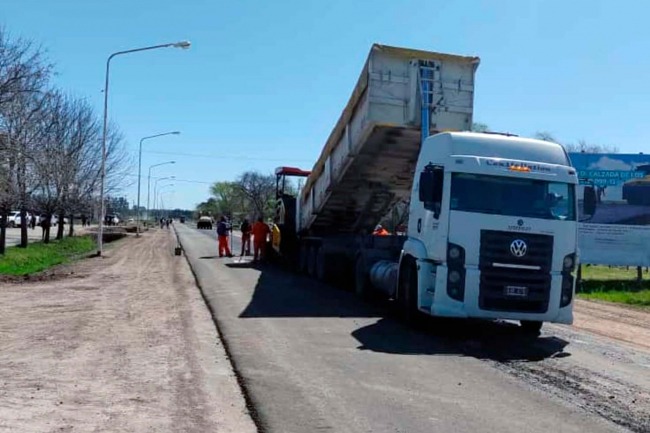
[147, 161, 175, 219]
[153, 176, 174, 211]
[156, 184, 174, 218]
[98, 40, 191, 256]
[136, 132, 179, 236]
[159, 190, 175, 217]
[153, 177, 175, 217]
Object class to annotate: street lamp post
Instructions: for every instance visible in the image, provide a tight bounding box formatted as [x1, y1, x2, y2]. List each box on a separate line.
[159, 191, 175, 218]
[153, 178, 174, 219]
[137, 132, 179, 236]
[156, 185, 174, 219]
[98, 40, 190, 256]
[147, 161, 175, 220]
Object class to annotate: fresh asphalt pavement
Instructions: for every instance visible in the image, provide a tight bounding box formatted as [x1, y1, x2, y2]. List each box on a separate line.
[176, 223, 638, 433]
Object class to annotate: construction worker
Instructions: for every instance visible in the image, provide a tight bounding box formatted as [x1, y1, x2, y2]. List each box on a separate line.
[373, 224, 389, 236]
[251, 216, 270, 262]
[240, 218, 251, 256]
[216, 216, 233, 258]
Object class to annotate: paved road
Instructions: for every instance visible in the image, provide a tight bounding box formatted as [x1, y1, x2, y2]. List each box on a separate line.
[4, 227, 43, 247]
[177, 223, 648, 433]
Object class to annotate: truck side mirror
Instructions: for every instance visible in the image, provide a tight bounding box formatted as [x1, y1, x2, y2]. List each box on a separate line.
[432, 168, 443, 203]
[419, 171, 434, 202]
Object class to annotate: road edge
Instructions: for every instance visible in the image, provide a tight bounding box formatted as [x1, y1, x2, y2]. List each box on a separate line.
[173, 225, 264, 433]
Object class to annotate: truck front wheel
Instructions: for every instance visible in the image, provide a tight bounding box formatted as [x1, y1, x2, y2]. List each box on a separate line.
[398, 257, 421, 323]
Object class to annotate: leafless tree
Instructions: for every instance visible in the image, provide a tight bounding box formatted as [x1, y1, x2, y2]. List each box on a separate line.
[564, 139, 619, 154]
[0, 29, 51, 253]
[0, 90, 49, 247]
[0, 27, 131, 253]
[0, 27, 51, 109]
[235, 171, 276, 219]
[533, 131, 557, 143]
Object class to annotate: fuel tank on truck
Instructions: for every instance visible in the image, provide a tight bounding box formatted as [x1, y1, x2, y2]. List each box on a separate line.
[298, 44, 480, 236]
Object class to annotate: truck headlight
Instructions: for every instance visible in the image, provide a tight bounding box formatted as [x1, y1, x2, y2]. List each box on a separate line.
[448, 270, 461, 284]
[563, 253, 576, 272]
[560, 274, 574, 307]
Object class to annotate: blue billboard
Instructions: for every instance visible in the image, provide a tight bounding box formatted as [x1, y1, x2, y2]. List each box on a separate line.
[570, 153, 650, 266]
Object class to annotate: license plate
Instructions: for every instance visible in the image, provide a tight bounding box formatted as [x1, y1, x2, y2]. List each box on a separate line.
[505, 286, 528, 297]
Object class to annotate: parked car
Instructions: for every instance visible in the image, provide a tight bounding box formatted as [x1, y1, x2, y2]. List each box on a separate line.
[8, 211, 31, 228]
[197, 216, 213, 230]
[50, 215, 68, 226]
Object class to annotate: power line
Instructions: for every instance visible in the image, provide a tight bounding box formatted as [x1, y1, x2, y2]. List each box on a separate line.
[130, 149, 313, 163]
[123, 172, 212, 185]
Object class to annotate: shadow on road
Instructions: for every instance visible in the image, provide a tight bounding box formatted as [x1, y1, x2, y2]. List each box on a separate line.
[352, 317, 569, 362]
[231, 261, 569, 362]
[232, 262, 382, 318]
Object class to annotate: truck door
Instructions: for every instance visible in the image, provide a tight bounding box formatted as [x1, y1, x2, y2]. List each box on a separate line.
[411, 164, 448, 261]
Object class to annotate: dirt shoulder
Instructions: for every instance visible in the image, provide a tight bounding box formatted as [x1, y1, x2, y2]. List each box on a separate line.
[0, 228, 256, 432]
[572, 298, 650, 352]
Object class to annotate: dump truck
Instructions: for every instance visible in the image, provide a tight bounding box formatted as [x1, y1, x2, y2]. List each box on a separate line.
[273, 44, 578, 333]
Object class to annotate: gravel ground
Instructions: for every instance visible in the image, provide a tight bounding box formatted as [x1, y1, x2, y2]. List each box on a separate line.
[0, 228, 256, 433]
[495, 300, 650, 433]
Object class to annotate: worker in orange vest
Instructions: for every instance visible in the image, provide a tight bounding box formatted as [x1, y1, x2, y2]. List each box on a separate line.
[216, 216, 233, 258]
[251, 216, 270, 261]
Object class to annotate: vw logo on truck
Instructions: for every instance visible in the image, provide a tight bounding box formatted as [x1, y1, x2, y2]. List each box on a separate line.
[510, 239, 528, 257]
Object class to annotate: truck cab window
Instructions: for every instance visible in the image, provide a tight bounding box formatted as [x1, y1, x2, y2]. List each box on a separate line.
[419, 166, 444, 217]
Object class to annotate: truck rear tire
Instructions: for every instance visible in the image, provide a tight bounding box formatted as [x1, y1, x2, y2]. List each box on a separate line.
[520, 320, 543, 335]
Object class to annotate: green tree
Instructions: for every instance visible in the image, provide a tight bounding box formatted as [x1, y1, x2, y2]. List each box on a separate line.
[209, 181, 244, 218]
[471, 122, 489, 133]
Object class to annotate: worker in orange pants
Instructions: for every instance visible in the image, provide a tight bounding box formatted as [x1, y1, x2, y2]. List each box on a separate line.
[216, 216, 232, 258]
[251, 216, 270, 262]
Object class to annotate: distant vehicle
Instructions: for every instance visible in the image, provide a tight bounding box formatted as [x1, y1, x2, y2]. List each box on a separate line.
[49, 215, 68, 226]
[180, 216, 186, 223]
[7, 211, 29, 228]
[197, 216, 213, 230]
[104, 214, 119, 226]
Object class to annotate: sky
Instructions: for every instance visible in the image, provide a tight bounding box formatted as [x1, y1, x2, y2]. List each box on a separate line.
[1, 0, 648, 209]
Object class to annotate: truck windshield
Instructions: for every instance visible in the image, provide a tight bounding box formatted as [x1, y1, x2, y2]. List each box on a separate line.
[450, 173, 576, 221]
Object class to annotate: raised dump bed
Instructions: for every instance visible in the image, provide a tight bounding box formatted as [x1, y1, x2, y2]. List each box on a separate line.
[298, 44, 479, 236]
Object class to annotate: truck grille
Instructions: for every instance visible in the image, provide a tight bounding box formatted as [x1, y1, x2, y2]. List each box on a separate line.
[478, 230, 553, 314]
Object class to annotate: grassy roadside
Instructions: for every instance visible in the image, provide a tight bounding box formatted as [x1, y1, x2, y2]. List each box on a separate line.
[0, 236, 96, 276]
[578, 265, 650, 309]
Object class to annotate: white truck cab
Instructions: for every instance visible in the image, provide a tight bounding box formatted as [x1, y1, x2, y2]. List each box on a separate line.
[401, 132, 578, 330]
